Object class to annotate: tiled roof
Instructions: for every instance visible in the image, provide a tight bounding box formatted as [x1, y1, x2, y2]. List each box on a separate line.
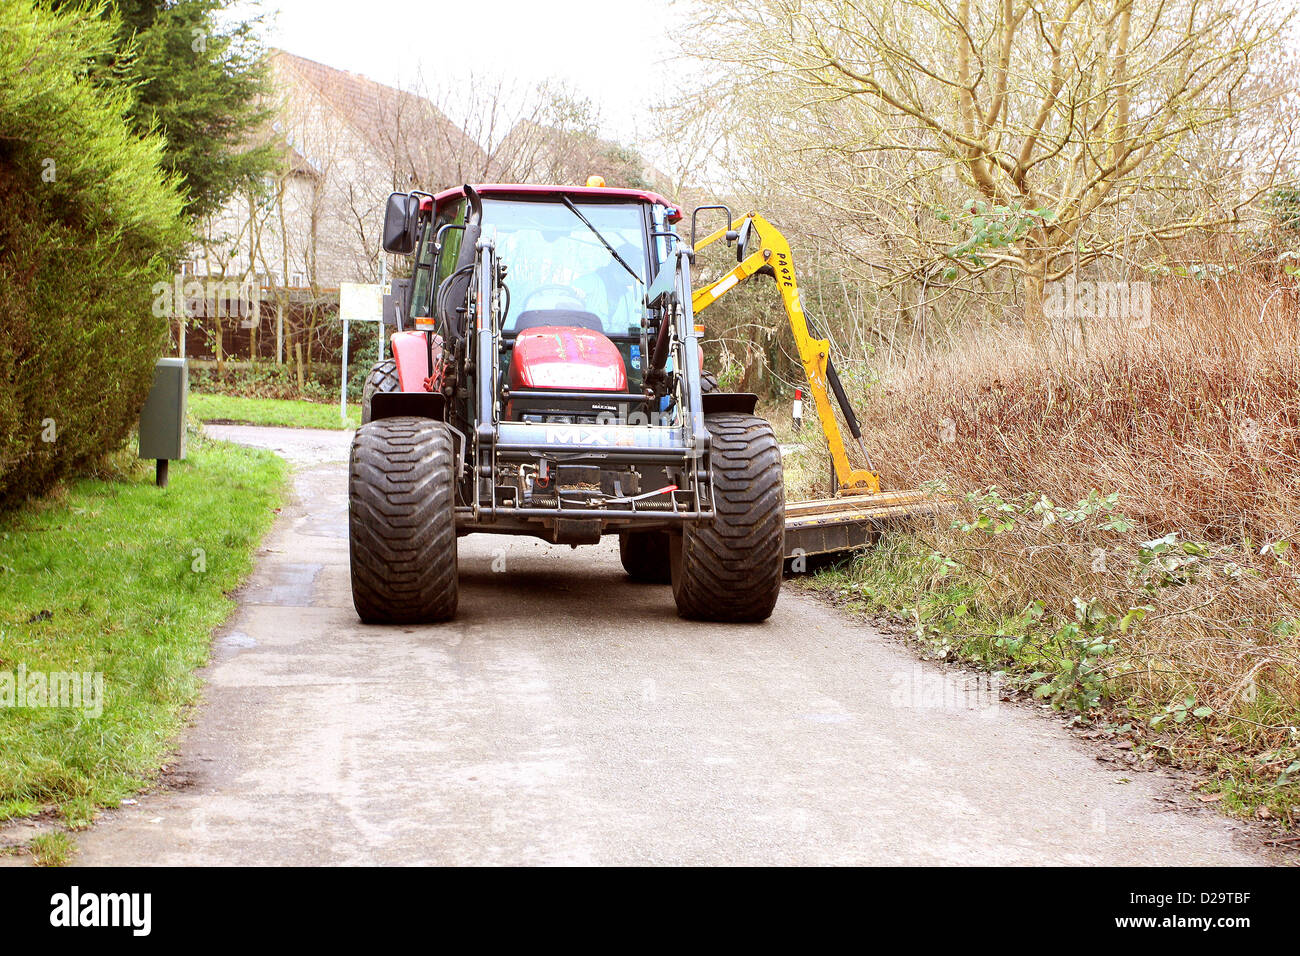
[271, 49, 486, 185]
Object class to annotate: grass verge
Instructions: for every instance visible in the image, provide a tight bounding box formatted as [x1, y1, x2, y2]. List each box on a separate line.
[190, 392, 360, 430]
[0, 435, 287, 828]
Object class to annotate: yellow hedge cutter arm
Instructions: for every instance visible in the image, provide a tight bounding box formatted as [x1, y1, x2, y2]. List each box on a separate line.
[692, 213, 881, 496]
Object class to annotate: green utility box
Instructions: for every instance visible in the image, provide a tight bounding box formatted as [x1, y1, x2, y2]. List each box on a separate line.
[138, 357, 188, 486]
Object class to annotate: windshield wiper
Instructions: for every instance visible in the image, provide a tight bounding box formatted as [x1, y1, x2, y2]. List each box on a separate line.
[560, 196, 642, 285]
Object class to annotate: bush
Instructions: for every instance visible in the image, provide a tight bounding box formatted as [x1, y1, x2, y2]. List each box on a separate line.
[191, 364, 336, 403]
[855, 274, 1300, 545]
[190, 349, 381, 405]
[0, 2, 187, 507]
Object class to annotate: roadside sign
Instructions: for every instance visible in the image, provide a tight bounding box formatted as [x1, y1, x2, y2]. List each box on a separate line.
[338, 280, 386, 425]
[340, 282, 383, 321]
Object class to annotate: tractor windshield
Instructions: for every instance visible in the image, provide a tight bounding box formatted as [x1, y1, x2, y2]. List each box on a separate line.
[483, 199, 648, 337]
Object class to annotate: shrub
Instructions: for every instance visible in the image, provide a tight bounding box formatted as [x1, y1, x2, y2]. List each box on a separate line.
[854, 274, 1300, 545]
[189, 350, 379, 404]
[0, 2, 187, 507]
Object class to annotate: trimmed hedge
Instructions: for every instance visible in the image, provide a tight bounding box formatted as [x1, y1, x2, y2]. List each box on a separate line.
[0, 2, 187, 507]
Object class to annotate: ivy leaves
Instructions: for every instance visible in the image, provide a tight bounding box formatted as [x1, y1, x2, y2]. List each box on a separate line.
[934, 201, 1056, 281]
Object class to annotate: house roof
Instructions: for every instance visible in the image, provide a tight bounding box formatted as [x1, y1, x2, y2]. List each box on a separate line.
[270, 49, 487, 185]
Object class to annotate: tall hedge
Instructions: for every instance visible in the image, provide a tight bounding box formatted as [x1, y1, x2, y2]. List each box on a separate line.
[0, 1, 187, 507]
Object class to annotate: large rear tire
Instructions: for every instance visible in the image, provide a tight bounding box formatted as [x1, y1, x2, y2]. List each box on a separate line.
[349, 416, 458, 623]
[619, 531, 672, 583]
[671, 413, 785, 622]
[360, 358, 400, 424]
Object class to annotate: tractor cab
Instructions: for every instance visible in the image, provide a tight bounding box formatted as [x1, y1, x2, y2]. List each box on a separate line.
[486, 195, 645, 421]
[405, 184, 680, 424]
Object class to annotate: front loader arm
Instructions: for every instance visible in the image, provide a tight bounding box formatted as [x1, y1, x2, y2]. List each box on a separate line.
[693, 214, 881, 496]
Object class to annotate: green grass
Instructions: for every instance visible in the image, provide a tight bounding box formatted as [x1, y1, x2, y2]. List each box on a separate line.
[190, 392, 360, 430]
[29, 831, 74, 867]
[0, 436, 287, 826]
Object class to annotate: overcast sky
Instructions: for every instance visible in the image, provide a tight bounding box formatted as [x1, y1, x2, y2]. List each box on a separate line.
[228, 0, 684, 143]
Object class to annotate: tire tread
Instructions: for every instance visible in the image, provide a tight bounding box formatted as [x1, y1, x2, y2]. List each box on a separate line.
[348, 416, 458, 623]
[672, 413, 784, 622]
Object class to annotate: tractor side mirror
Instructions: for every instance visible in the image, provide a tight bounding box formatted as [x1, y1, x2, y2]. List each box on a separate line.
[690, 204, 734, 249]
[382, 192, 420, 255]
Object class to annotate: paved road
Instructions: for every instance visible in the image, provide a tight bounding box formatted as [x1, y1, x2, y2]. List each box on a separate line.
[66, 425, 1277, 865]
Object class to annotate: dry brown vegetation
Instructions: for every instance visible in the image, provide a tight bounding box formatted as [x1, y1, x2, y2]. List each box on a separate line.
[862, 274, 1300, 545]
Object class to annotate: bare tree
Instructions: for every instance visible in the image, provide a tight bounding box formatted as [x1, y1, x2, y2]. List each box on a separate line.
[678, 0, 1296, 337]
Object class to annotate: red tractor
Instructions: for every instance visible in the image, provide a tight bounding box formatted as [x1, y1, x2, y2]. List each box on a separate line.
[350, 183, 785, 624]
